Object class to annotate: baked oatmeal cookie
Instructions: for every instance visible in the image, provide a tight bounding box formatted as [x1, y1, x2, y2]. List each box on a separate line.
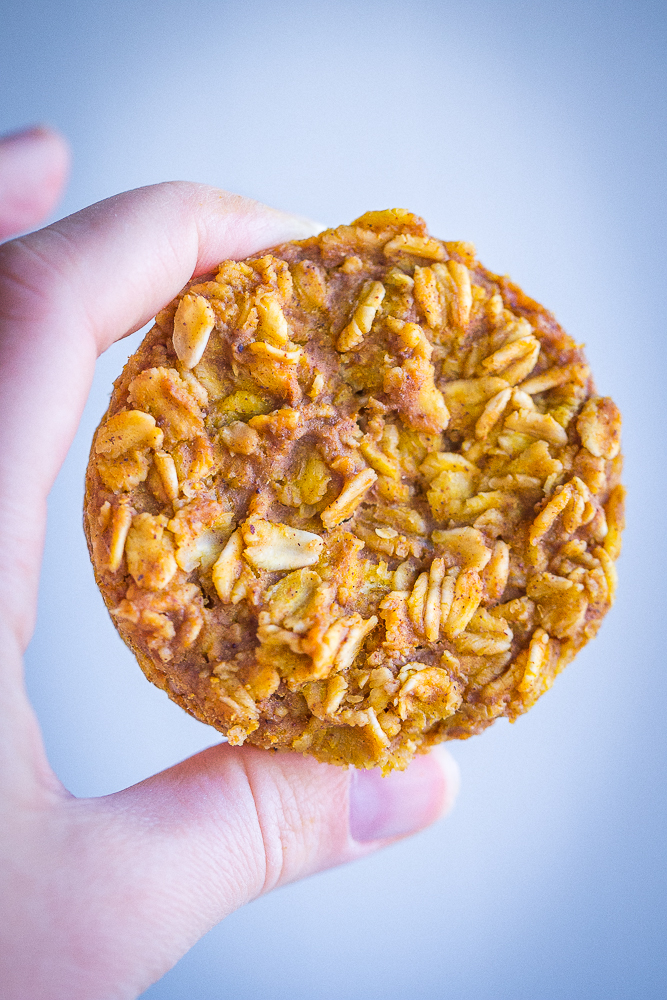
[84, 209, 624, 771]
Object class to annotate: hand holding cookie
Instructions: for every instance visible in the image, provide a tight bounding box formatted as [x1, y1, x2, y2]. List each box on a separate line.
[0, 148, 456, 1000]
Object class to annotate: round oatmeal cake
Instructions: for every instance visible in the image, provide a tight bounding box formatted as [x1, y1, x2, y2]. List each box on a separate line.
[84, 209, 624, 771]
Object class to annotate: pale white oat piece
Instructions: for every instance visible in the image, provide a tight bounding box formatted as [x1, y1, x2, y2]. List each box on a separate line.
[173, 293, 216, 369]
[243, 521, 324, 571]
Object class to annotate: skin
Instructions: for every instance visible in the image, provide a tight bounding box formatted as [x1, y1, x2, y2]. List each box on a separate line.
[0, 127, 459, 1000]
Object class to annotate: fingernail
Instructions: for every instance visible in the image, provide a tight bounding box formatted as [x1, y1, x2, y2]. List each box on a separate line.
[0, 124, 52, 150]
[269, 210, 327, 240]
[286, 213, 326, 237]
[349, 746, 460, 843]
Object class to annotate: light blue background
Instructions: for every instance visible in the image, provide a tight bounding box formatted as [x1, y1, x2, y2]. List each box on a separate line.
[2, 1, 666, 997]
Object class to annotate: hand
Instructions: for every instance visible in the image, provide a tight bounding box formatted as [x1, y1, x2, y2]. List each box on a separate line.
[0, 126, 460, 1000]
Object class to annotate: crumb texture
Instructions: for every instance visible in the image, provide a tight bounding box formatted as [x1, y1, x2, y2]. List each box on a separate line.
[84, 209, 624, 770]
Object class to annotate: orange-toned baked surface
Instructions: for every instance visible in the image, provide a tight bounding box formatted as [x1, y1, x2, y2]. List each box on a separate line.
[84, 209, 624, 771]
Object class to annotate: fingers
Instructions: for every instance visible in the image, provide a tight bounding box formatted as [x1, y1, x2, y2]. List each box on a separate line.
[38, 745, 457, 997]
[0, 126, 70, 241]
[0, 182, 319, 644]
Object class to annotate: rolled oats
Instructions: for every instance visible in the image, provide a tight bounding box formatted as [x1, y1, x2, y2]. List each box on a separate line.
[173, 293, 216, 369]
[85, 208, 624, 771]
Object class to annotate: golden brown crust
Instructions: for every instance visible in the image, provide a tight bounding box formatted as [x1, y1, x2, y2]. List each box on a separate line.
[84, 209, 624, 771]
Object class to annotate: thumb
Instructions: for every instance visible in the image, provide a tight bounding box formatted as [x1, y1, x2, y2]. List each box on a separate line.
[66, 743, 458, 996]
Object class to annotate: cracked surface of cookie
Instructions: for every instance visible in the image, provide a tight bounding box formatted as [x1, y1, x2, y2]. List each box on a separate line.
[84, 209, 625, 771]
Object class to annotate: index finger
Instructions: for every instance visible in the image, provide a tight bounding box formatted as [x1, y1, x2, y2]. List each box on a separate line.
[0, 181, 319, 644]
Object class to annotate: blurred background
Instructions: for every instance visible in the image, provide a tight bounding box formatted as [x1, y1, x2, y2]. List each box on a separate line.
[2, 0, 666, 996]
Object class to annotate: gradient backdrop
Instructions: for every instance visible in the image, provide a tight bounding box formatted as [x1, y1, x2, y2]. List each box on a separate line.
[2, 1, 666, 997]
